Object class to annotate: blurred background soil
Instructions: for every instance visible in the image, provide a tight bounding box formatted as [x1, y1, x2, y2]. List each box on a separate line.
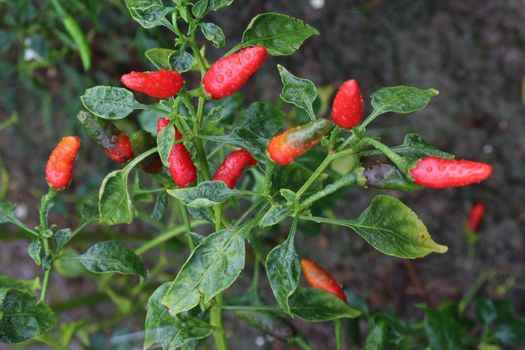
[1, 0, 524, 349]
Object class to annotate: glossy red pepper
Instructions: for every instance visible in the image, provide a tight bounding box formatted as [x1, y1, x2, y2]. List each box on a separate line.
[301, 259, 347, 303]
[267, 119, 334, 165]
[203, 46, 267, 99]
[45, 136, 81, 190]
[467, 202, 485, 232]
[121, 70, 184, 99]
[77, 111, 134, 164]
[157, 118, 196, 188]
[212, 149, 257, 189]
[409, 156, 492, 188]
[331, 79, 364, 129]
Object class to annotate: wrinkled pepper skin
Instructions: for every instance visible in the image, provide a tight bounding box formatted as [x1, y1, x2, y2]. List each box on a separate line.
[301, 259, 347, 303]
[46, 136, 81, 190]
[212, 149, 257, 189]
[235, 310, 297, 342]
[157, 118, 196, 188]
[77, 111, 134, 164]
[267, 118, 334, 165]
[203, 46, 267, 99]
[363, 162, 422, 191]
[467, 202, 485, 232]
[130, 130, 162, 174]
[121, 70, 184, 99]
[331, 79, 364, 129]
[409, 156, 492, 188]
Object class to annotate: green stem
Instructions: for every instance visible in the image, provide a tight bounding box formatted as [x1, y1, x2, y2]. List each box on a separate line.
[458, 270, 492, 315]
[335, 319, 343, 350]
[38, 188, 57, 303]
[134, 220, 207, 255]
[222, 304, 280, 311]
[362, 137, 407, 173]
[295, 153, 334, 200]
[181, 203, 194, 250]
[291, 335, 315, 350]
[35, 335, 68, 350]
[211, 293, 229, 350]
[359, 111, 381, 129]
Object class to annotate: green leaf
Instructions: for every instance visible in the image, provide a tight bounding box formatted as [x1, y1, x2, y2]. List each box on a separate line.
[162, 229, 245, 315]
[170, 51, 194, 72]
[476, 298, 498, 325]
[77, 241, 148, 280]
[0, 276, 39, 294]
[364, 321, 388, 350]
[191, 0, 208, 18]
[233, 101, 284, 139]
[157, 121, 175, 167]
[145, 283, 212, 349]
[259, 205, 289, 228]
[371, 86, 438, 116]
[54, 249, 88, 277]
[139, 109, 164, 135]
[167, 181, 237, 208]
[199, 22, 225, 48]
[124, 0, 172, 28]
[308, 195, 447, 259]
[52, 228, 73, 251]
[495, 319, 525, 346]
[277, 65, 317, 119]
[151, 191, 168, 221]
[208, 0, 233, 11]
[27, 239, 42, 266]
[81, 199, 99, 223]
[241, 13, 319, 56]
[424, 307, 465, 350]
[266, 229, 300, 314]
[145, 48, 175, 70]
[203, 105, 225, 126]
[0, 288, 57, 343]
[81, 86, 140, 120]
[288, 288, 361, 321]
[99, 170, 134, 225]
[0, 202, 14, 223]
[392, 133, 454, 160]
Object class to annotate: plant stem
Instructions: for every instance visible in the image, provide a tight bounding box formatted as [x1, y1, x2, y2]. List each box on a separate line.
[211, 293, 229, 350]
[295, 153, 334, 199]
[292, 335, 315, 350]
[222, 304, 280, 311]
[180, 202, 195, 250]
[335, 319, 343, 350]
[38, 188, 56, 303]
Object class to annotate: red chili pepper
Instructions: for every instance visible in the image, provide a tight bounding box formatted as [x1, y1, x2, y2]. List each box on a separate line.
[77, 111, 134, 164]
[157, 118, 196, 188]
[467, 202, 485, 232]
[267, 118, 334, 165]
[331, 79, 364, 129]
[212, 149, 257, 189]
[409, 156, 492, 188]
[45, 136, 81, 190]
[121, 70, 184, 99]
[203, 46, 267, 99]
[301, 259, 347, 303]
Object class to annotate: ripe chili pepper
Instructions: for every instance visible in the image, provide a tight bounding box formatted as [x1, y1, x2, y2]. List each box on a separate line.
[301, 259, 347, 303]
[45, 136, 81, 190]
[157, 118, 196, 188]
[409, 156, 492, 188]
[203, 46, 267, 99]
[331, 79, 364, 129]
[77, 111, 134, 164]
[267, 118, 334, 165]
[121, 70, 184, 99]
[467, 202, 485, 232]
[212, 149, 257, 189]
[363, 162, 422, 191]
[130, 130, 162, 174]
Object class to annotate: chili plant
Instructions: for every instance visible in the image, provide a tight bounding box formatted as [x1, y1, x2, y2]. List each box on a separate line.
[0, 1, 494, 349]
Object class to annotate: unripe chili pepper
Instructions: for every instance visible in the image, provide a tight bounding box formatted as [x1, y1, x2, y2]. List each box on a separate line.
[363, 162, 422, 191]
[203, 46, 267, 99]
[467, 202, 485, 232]
[46, 136, 81, 190]
[235, 310, 297, 343]
[130, 130, 162, 174]
[77, 111, 134, 164]
[409, 156, 492, 188]
[267, 118, 334, 165]
[121, 70, 184, 99]
[331, 79, 364, 129]
[157, 118, 196, 188]
[212, 149, 257, 189]
[301, 259, 347, 303]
